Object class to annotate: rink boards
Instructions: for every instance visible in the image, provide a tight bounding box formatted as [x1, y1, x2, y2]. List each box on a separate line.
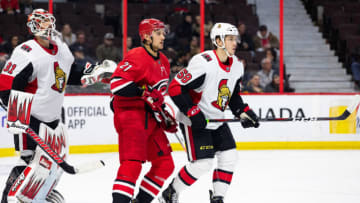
[1, 94, 360, 157]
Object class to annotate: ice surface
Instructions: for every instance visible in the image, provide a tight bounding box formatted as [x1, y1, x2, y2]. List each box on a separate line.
[1, 150, 360, 203]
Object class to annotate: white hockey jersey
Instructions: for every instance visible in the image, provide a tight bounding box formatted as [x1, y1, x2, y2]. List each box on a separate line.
[170, 50, 244, 130]
[0, 36, 74, 122]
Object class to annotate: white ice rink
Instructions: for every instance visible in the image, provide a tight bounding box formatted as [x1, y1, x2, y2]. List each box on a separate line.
[1, 150, 360, 203]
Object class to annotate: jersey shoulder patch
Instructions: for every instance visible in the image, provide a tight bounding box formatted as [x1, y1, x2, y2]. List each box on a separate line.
[20, 44, 32, 52]
[201, 53, 212, 62]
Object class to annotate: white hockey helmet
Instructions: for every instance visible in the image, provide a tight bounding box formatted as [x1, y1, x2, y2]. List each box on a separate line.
[27, 9, 56, 39]
[210, 22, 239, 49]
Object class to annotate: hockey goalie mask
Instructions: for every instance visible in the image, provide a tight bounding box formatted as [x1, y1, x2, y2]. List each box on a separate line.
[27, 9, 56, 39]
[210, 23, 239, 51]
[139, 18, 168, 41]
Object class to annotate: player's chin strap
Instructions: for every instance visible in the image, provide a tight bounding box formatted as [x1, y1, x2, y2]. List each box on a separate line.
[148, 36, 159, 56]
[216, 41, 231, 57]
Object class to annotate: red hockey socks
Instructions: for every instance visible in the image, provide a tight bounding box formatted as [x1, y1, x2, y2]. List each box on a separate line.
[112, 160, 142, 202]
[136, 155, 174, 202]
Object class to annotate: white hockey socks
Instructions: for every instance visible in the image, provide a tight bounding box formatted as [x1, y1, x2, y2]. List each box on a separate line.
[172, 158, 213, 193]
[212, 149, 238, 197]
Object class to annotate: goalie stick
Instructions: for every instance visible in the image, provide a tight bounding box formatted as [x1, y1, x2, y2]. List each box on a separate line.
[0, 104, 105, 174]
[207, 95, 360, 123]
[25, 127, 105, 174]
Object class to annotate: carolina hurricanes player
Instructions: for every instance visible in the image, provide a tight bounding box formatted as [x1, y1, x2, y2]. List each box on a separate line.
[160, 23, 260, 203]
[109, 18, 177, 203]
[0, 9, 111, 203]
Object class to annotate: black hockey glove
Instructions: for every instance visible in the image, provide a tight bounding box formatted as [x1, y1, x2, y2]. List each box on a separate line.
[235, 104, 260, 128]
[187, 106, 207, 129]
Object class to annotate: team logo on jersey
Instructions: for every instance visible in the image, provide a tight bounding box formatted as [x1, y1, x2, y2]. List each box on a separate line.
[211, 79, 231, 111]
[152, 79, 168, 95]
[51, 62, 67, 93]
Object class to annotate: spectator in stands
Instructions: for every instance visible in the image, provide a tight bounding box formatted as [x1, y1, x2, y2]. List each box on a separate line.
[73, 45, 95, 68]
[96, 32, 121, 62]
[61, 24, 76, 46]
[1, 35, 20, 55]
[126, 36, 133, 52]
[257, 57, 275, 88]
[253, 25, 279, 51]
[70, 31, 91, 56]
[0, 0, 20, 14]
[351, 47, 360, 87]
[242, 73, 263, 93]
[0, 53, 8, 71]
[189, 35, 200, 57]
[176, 0, 198, 4]
[169, 51, 189, 80]
[237, 22, 255, 52]
[265, 48, 279, 70]
[164, 24, 178, 52]
[176, 13, 193, 40]
[192, 15, 201, 37]
[264, 73, 280, 92]
[20, 0, 33, 15]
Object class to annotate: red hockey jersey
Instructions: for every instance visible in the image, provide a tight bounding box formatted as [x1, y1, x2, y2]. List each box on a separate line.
[110, 47, 170, 108]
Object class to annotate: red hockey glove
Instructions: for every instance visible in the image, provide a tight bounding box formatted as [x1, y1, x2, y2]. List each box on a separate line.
[187, 106, 207, 129]
[237, 104, 259, 128]
[160, 110, 178, 133]
[142, 89, 164, 111]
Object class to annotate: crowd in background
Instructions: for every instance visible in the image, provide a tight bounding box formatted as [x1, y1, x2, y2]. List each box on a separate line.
[0, 0, 291, 93]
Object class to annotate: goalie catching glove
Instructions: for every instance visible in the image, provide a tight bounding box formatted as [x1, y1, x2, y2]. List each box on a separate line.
[81, 59, 117, 86]
[235, 104, 259, 128]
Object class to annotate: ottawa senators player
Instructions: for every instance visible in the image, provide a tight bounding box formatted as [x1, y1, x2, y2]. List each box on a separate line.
[160, 23, 260, 203]
[109, 18, 177, 203]
[0, 9, 112, 203]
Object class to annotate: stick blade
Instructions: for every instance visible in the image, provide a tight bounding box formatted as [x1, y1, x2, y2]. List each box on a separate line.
[75, 160, 105, 174]
[346, 94, 360, 114]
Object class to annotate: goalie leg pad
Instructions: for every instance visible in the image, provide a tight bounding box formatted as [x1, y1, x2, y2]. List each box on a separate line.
[1, 165, 26, 203]
[46, 189, 65, 203]
[7, 123, 69, 203]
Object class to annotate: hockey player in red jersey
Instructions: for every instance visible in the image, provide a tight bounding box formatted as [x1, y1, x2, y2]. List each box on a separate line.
[0, 9, 113, 203]
[109, 18, 177, 203]
[160, 23, 260, 203]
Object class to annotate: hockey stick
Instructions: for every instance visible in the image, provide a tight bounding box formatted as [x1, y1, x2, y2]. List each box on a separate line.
[0, 104, 105, 174]
[25, 127, 105, 174]
[207, 95, 360, 123]
[157, 107, 186, 150]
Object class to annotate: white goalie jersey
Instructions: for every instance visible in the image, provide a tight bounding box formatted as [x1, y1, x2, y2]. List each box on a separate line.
[0, 36, 74, 122]
[169, 50, 244, 129]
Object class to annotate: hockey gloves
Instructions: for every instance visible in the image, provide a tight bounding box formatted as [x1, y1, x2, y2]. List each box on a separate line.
[187, 106, 207, 129]
[159, 109, 178, 133]
[81, 60, 117, 86]
[236, 104, 259, 128]
[7, 90, 34, 134]
[142, 89, 164, 111]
